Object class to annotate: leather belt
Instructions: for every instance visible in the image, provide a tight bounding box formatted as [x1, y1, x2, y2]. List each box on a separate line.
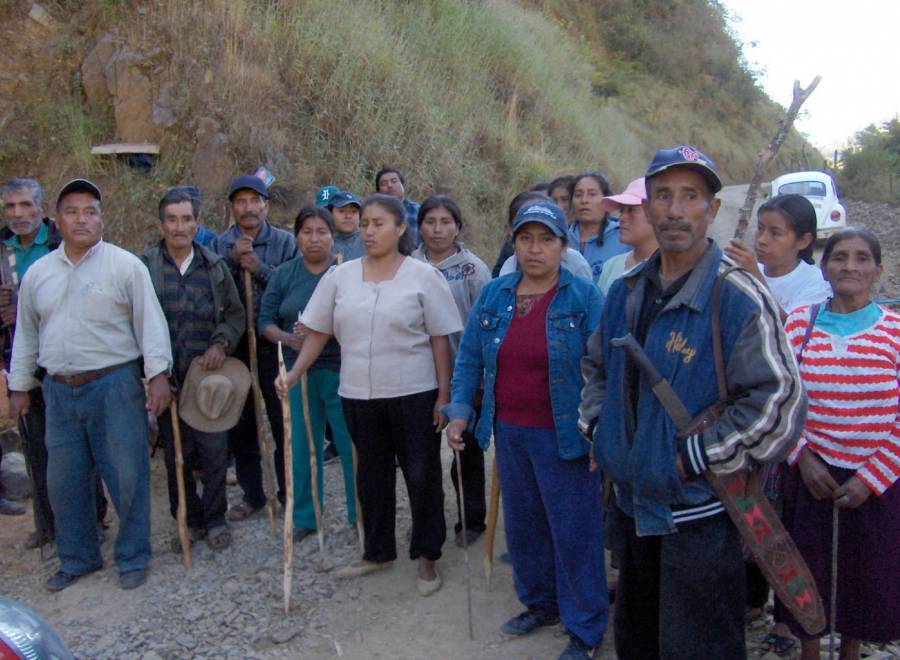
[50, 363, 125, 387]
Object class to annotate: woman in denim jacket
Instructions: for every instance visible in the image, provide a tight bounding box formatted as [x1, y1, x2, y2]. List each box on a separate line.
[444, 200, 607, 660]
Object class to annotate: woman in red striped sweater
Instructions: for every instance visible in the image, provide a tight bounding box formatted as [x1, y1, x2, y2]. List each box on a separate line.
[777, 227, 899, 659]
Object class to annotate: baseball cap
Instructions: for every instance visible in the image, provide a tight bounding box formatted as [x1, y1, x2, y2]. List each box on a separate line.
[56, 178, 102, 207]
[315, 185, 340, 208]
[511, 200, 568, 238]
[328, 191, 361, 209]
[644, 145, 722, 194]
[599, 177, 646, 213]
[227, 175, 269, 201]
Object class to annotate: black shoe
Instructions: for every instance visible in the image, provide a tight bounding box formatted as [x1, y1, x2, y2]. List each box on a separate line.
[292, 527, 316, 543]
[119, 568, 148, 590]
[46, 567, 98, 592]
[559, 632, 595, 659]
[454, 528, 483, 548]
[322, 441, 339, 465]
[0, 497, 25, 516]
[501, 608, 560, 636]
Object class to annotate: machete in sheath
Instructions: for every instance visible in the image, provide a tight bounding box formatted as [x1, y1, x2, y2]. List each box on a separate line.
[610, 332, 825, 635]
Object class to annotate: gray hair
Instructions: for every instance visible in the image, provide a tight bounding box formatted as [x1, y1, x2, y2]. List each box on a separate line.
[1, 178, 43, 207]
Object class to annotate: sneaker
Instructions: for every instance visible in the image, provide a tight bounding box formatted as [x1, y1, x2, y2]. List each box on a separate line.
[416, 567, 442, 597]
[226, 501, 262, 522]
[0, 497, 25, 516]
[119, 568, 148, 590]
[501, 608, 560, 636]
[559, 632, 595, 659]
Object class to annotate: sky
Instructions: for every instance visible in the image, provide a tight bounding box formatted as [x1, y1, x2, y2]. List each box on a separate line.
[722, 0, 900, 151]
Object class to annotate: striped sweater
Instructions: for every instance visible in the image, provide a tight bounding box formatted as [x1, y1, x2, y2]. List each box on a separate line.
[785, 304, 900, 495]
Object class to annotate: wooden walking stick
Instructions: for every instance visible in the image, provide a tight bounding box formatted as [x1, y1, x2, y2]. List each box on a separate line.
[169, 400, 192, 569]
[454, 450, 474, 640]
[277, 343, 294, 613]
[829, 503, 839, 660]
[300, 372, 325, 554]
[483, 456, 501, 590]
[243, 269, 278, 534]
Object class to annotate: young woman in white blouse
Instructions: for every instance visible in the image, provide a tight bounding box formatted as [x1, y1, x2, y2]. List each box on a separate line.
[277, 194, 462, 596]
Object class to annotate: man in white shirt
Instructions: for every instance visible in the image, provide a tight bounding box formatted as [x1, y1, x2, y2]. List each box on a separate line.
[9, 178, 173, 592]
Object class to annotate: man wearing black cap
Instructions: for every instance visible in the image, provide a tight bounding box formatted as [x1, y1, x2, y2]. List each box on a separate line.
[8, 178, 174, 592]
[579, 147, 804, 658]
[210, 175, 295, 520]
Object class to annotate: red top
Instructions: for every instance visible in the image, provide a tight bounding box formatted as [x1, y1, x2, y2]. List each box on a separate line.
[495, 286, 556, 428]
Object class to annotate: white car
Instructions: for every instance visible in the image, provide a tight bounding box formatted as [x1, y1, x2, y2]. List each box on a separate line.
[769, 171, 847, 239]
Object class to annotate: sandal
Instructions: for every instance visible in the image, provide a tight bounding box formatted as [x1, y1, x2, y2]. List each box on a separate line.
[226, 501, 262, 522]
[170, 527, 206, 553]
[760, 632, 796, 657]
[206, 526, 232, 551]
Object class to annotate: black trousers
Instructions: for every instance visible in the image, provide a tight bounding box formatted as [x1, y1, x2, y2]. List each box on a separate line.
[228, 335, 285, 508]
[449, 405, 486, 534]
[745, 559, 770, 609]
[608, 501, 746, 660]
[341, 389, 445, 563]
[19, 388, 107, 539]
[157, 409, 228, 530]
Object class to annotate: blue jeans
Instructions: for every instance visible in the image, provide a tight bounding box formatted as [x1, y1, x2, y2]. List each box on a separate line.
[43, 362, 151, 575]
[494, 419, 608, 647]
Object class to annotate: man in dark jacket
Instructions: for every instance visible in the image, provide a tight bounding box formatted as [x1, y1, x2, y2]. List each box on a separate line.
[209, 175, 295, 520]
[143, 187, 246, 550]
[0, 178, 108, 534]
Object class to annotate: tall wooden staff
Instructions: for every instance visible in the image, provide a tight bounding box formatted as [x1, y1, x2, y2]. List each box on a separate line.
[454, 450, 474, 640]
[243, 269, 278, 533]
[300, 373, 325, 554]
[277, 343, 294, 613]
[169, 400, 192, 569]
[483, 456, 501, 590]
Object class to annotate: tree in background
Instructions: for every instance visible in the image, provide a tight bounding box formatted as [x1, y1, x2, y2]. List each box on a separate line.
[837, 119, 900, 205]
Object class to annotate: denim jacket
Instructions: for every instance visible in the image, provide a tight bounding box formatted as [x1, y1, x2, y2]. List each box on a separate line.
[444, 267, 604, 459]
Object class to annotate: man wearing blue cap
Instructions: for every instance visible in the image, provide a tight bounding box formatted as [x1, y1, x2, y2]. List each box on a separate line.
[326, 190, 365, 262]
[210, 175, 295, 521]
[579, 146, 805, 658]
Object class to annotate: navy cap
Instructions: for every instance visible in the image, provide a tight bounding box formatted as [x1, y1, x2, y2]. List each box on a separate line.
[56, 178, 101, 206]
[512, 200, 568, 238]
[328, 190, 361, 209]
[644, 145, 722, 194]
[227, 174, 269, 201]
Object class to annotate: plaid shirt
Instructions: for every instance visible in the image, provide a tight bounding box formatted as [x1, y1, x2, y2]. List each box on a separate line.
[160, 248, 217, 383]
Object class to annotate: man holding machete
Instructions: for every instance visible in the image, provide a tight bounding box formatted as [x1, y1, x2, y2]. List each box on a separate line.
[579, 146, 807, 659]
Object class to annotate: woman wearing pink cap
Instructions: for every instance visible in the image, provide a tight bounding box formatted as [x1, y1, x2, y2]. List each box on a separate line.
[595, 178, 658, 295]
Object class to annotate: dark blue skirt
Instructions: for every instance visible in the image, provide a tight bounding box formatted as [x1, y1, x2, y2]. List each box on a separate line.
[776, 461, 900, 642]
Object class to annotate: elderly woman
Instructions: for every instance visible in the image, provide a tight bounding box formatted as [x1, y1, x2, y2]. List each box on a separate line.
[412, 195, 491, 547]
[445, 200, 607, 660]
[277, 194, 461, 595]
[595, 177, 656, 295]
[777, 227, 900, 659]
[259, 206, 357, 543]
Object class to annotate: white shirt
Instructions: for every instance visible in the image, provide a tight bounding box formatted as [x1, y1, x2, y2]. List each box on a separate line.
[10, 240, 173, 391]
[762, 260, 832, 315]
[301, 257, 463, 399]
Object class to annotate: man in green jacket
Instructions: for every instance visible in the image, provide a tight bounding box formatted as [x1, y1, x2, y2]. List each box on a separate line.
[142, 187, 245, 551]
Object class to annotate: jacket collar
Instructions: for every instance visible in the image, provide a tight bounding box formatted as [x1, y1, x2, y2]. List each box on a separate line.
[625, 239, 722, 313]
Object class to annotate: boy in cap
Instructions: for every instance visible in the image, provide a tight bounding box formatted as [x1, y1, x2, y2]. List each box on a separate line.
[142, 186, 246, 551]
[9, 178, 173, 591]
[327, 190, 365, 262]
[579, 146, 805, 658]
[209, 175, 295, 520]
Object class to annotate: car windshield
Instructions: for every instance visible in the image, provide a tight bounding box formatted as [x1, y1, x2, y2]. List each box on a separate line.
[777, 181, 827, 197]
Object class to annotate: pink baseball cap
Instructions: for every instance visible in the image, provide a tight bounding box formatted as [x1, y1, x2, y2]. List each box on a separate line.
[599, 177, 646, 213]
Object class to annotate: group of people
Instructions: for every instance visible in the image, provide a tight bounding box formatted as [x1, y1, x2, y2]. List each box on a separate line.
[1, 144, 897, 659]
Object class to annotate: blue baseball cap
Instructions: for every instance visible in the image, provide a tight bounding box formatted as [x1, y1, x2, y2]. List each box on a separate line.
[512, 200, 568, 238]
[315, 185, 340, 208]
[328, 190, 361, 209]
[644, 145, 722, 194]
[227, 174, 268, 201]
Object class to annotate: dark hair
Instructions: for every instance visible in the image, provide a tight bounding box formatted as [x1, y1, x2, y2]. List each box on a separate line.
[530, 181, 550, 193]
[757, 193, 818, 264]
[506, 190, 549, 228]
[569, 172, 612, 198]
[821, 226, 882, 268]
[360, 193, 414, 256]
[158, 186, 201, 222]
[417, 195, 463, 230]
[293, 205, 335, 238]
[374, 167, 405, 191]
[547, 175, 574, 199]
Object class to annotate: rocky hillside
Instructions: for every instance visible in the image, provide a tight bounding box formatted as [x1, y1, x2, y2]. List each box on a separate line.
[0, 0, 814, 255]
